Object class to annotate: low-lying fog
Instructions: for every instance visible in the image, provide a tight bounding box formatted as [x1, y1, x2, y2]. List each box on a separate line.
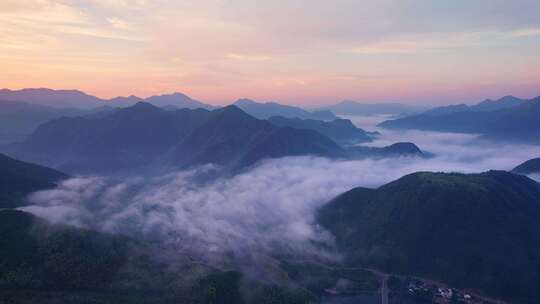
[21, 114, 540, 263]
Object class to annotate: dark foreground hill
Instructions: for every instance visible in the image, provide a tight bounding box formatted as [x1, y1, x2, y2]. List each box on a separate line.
[0, 210, 128, 291]
[318, 171, 540, 303]
[513, 158, 540, 175]
[0, 153, 66, 208]
[0, 209, 321, 304]
[7, 103, 345, 174]
[379, 96, 540, 144]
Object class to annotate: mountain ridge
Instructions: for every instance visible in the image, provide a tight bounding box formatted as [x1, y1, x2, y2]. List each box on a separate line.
[7, 104, 345, 174]
[0, 88, 213, 110]
[234, 98, 337, 120]
[318, 170, 540, 303]
[379, 96, 540, 144]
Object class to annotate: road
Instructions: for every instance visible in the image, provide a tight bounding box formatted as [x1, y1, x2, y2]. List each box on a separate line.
[380, 274, 389, 304]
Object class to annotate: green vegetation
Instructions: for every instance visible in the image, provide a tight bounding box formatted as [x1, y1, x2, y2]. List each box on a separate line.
[318, 171, 540, 304]
[0, 210, 128, 290]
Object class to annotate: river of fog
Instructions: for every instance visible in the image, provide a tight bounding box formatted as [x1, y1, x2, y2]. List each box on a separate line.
[21, 114, 540, 262]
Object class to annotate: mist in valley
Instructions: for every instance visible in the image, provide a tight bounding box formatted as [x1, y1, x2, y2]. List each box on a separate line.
[20, 121, 540, 268]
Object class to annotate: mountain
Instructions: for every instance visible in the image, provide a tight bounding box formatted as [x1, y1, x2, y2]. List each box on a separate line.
[423, 95, 526, 116]
[166, 105, 345, 170]
[421, 103, 470, 116]
[0, 88, 104, 109]
[310, 110, 337, 120]
[473, 95, 525, 111]
[318, 171, 540, 303]
[379, 96, 540, 144]
[346, 142, 430, 159]
[0, 153, 66, 208]
[8, 102, 213, 174]
[0, 209, 128, 291]
[7, 103, 344, 174]
[0, 88, 213, 110]
[268, 116, 373, 144]
[234, 98, 337, 120]
[144, 92, 214, 109]
[320, 100, 428, 116]
[0, 209, 321, 303]
[0, 101, 121, 144]
[107, 95, 143, 106]
[0, 100, 82, 144]
[513, 158, 540, 175]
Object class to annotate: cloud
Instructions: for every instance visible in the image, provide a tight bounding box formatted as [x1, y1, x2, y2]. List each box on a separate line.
[226, 53, 272, 61]
[512, 28, 540, 37]
[3, 0, 540, 106]
[21, 127, 540, 267]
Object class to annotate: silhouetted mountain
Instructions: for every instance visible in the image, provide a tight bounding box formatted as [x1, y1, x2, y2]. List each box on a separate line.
[9, 104, 344, 174]
[234, 98, 336, 120]
[268, 116, 372, 144]
[346, 142, 429, 159]
[513, 158, 540, 175]
[421, 103, 470, 116]
[473, 95, 525, 111]
[310, 110, 337, 120]
[318, 171, 540, 303]
[423, 95, 525, 116]
[144, 92, 214, 109]
[320, 100, 428, 116]
[167, 105, 345, 169]
[8, 102, 212, 174]
[0, 88, 213, 110]
[0, 153, 66, 208]
[108, 95, 143, 106]
[379, 96, 540, 144]
[0, 100, 81, 144]
[0, 101, 122, 144]
[0, 88, 104, 109]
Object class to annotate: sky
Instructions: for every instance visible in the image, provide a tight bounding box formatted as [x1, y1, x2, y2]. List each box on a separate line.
[1, 0, 540, 106]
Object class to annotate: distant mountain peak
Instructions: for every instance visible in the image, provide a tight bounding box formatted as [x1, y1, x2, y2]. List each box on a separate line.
[234, 98, 258, 106]
[132, 101, 158, 109]
[212, 104, 251, 118]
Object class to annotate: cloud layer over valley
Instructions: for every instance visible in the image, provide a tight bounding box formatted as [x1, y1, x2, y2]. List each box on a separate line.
[21, 126, 540, 265]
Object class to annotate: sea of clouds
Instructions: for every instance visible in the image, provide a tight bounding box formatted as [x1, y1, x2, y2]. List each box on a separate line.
[21, 118, 540, 262]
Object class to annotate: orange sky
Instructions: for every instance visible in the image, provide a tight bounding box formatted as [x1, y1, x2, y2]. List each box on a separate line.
[2, 0, 540, 105]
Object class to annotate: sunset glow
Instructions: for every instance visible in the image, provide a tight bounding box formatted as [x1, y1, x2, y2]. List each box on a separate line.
[2, 0, 540, 105]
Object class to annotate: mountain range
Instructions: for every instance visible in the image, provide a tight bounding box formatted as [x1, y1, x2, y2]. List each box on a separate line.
[0, 88, 213, 109]
[318, 170, 540, 303]
[0, 100, 117, 144]
[4, 102, 428, 175]
[234, 98, 336, 120]
[319, 100, 429, 116]
[5, 103, 346, 174]
[421, 95, 525, 116]
[379, 95, 540, 144]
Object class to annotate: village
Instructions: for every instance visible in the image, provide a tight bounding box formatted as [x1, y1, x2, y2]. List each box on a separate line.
[397, 279, 502, 304]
